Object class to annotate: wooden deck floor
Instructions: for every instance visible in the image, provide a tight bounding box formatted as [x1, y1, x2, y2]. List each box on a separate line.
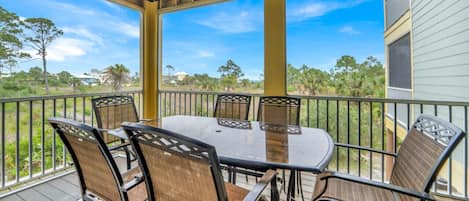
[0, 156, 461, 201]
[0, 155, 317, 201]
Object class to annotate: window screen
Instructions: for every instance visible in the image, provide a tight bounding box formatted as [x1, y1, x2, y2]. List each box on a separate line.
[385, 0, 410, 28]
[388, 33, 411, 89]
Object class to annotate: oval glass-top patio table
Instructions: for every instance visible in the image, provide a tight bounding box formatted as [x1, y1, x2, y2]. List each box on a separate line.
[160, 115, 335, 201]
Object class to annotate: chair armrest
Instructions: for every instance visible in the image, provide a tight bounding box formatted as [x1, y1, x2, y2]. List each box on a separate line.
[96, 128, 110, 133]
[335, 143, 397, 157]
[243, 170, 277, 201]
[320, 172, 435, 201]
[109, 142, 131, 151]
[138, 119, 154, 122]
[120, 174, 144, 192]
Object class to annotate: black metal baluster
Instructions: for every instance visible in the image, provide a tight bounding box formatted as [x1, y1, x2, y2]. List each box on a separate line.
[73, 97, 77, 120]
[189, 92, 192, 116]
[316, 99, 319, 128]
[52, 99, 56, 170]
[336, 100, 339, 171]
[347, 100, 350, 174]
[381, 102, 385, 182]
[63, 98, 67, 167]
[307, 99, 310, 127]
[1, 102, 5, 187]
[465, 106, 468, 198]
[358, 101, 361, 177]
[15, 101, 19, 183]
[326, 100, 329, 132]
[82, 97, 86, 123]
[41, 99, 45, 175]
[369, 102, 372, 180]
[29, 101, 33, 178]
[449, 105, 453, 195]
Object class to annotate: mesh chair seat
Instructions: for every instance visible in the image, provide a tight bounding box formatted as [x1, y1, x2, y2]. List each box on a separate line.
[123, 123, 278, 201]
[313, 174, 395, 201]
[123, 168, 147, 201]
[313, 115, 466, 201]
[214, 94, 251, 120]
[49, 118, 146, 201]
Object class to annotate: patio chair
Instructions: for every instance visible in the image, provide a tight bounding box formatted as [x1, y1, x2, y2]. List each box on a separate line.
[48, 118, 146, 201]
[92, 95, 152, 169]
[257, 96, 301, 126]
[122, 123, 279, 201]
[313, 114, 466, 201]
[214, 94, 252, 120]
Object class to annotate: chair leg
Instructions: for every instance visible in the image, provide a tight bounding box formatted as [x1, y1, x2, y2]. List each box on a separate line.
[271, 176, 279, 201]
[121, 139, 131, 170]
[232, 167, 237, 184]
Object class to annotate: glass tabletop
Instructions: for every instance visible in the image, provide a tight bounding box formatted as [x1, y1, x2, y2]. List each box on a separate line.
[161, 115, 335, 173]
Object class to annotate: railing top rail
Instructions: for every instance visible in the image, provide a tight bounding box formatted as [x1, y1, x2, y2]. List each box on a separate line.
[160, 90, 263, 96]
[159, 90, 469, 107]
[0, 90, 142, 103]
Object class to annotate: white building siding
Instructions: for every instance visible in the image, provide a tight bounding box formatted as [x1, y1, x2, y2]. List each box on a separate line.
[412, 0, 469, 102]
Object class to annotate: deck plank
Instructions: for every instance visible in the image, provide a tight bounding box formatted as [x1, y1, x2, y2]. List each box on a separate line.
[47, 178, 81, 198]
[33, 183, 76, 201]
[1, 194, 24, 201]
[15, 188, 50, 201]
[59, 174, 80, 187]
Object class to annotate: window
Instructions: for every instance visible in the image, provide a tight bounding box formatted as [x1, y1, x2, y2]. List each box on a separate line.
[388, 33, 411, 89]
[385, 0, 410, 28]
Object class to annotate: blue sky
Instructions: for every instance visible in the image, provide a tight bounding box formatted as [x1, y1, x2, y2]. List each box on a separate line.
[0, 0, 384, 80]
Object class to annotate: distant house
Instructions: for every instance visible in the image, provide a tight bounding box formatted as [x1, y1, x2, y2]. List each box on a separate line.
[174, 72, 188, 81]
[73, 74, 101, 86]
[0, 73, 11, 79]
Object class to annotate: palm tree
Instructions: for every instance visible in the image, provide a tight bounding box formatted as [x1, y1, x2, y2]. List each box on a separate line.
[165, 65, 174, 84]
[102, 64, 130, 91]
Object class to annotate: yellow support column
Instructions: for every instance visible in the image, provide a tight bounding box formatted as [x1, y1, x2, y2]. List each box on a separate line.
[264, 0, 287, 96]
[142, 1, 159, 121]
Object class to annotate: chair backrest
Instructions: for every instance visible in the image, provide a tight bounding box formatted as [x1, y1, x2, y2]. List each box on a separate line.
[214, 94, 251, 120]
[390, 114, 465, 200]
[92, 96, 139, 143]
[48, 118, 125, 201]
[257, 96, 301, 126]
[122, 123, 228, 201]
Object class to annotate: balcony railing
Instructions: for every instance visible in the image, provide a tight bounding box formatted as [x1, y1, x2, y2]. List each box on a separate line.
[0, 89, 468, 200]
[0, 90, 142, 193]
[159, 90, 469, 200]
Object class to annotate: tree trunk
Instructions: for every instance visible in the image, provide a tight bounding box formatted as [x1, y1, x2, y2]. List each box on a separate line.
[42, 51, 49, 95]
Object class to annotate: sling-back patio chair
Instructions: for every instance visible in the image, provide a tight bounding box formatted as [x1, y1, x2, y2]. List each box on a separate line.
[92, 95, 153, 170]
[122, 122, 279, 201]
[214, 94, 252, 120]
[257, 96, 301, 126]
[313, 114, 466, 201]
[49, 118, 146, 201]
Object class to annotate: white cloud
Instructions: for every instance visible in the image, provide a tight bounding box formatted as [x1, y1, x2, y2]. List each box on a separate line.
[339, 26, 360, 35]
[198, 50, 215, 58]
[45, 0, 97, 16]
[47, 38, 93, 61]
[198, 11, 259, 33]
[62, 27, 104, 45]
[288, 0, 367, 22]
[102, 0, 124, 11]
[114, 22, 140, 38]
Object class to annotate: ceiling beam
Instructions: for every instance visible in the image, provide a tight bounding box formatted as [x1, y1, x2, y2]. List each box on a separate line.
[106, 0, 144, 11]
[158, 0, 229, 14]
